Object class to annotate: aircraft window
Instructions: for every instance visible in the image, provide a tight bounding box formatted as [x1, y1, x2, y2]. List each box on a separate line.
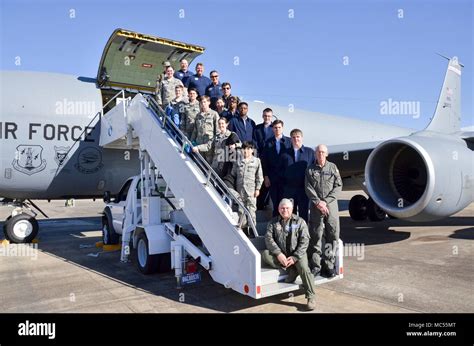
[117, 179, 132, 202]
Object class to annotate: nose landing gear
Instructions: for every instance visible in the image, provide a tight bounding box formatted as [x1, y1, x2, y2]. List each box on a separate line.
[2, 200, 47, 243]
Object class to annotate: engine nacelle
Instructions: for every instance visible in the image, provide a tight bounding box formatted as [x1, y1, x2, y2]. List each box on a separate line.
[365, 132, 474, 222]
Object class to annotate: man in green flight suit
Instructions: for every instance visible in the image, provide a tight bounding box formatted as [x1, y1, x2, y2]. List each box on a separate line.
[261, 198, 316, 311]
[305, 144, 343, 278]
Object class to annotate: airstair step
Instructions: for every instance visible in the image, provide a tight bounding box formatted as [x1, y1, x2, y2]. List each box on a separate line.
[256, 209, 272, 222]
[260, 274, 342, 298]
[260, 281, 300, 298]
[261, 267, 286, 285]
[256, 222, 267, 236]
[249, 236, 266, 251]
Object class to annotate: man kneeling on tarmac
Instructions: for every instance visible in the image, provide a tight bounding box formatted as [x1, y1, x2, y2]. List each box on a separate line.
[261, 198, 316, 310]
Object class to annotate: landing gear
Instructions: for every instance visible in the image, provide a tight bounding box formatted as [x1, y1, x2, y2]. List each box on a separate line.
[348, 195, 386, 222]
[366, 198, 386, 221]
[3, 213, 39, 243]
[2, 199, 47, 243]
[348, 194, 368, 221]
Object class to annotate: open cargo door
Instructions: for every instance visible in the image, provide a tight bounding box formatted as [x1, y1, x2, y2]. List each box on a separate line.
[97, 28, 205, 94]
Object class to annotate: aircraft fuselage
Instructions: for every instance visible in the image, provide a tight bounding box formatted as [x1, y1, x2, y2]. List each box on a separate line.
[0, 71, 140, 199]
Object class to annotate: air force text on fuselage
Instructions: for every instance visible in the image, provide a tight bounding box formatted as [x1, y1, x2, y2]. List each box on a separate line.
[0, 121, 95, 142]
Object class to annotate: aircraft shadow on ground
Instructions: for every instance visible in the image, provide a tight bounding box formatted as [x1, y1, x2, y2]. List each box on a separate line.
[339, 218, 411, 246]
[339, 215, 474, 245]
[4, 211, 471, 312]
[449, 228, 474, 240]
[24, 217, 303, 313]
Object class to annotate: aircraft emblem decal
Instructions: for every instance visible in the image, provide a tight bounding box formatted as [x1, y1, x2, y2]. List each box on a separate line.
[12, 145, 47, 175]
[75, 147, 103, 174]
[54, 146, 70, 166]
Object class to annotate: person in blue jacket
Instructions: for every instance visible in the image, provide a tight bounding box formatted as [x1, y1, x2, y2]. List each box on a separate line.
[261, 119, 292, 217]
[229, 102, 256, 143]
[280, 129, 315, 221]
[186, 62, 211, 97]
[253, 108, 274, 158]
[253, 108, 274, 209]
[205, 70, 223, 110]
[221, 96, 240, 121]
[174, 58, 193, 85]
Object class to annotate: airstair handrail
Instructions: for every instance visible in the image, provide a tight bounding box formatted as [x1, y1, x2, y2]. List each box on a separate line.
[102, 90, 126, 115]
[100, 90, 128, 128]
[143, 95, 259, 238]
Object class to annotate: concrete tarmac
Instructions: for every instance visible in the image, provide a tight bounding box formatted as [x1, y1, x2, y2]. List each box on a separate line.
[0, 191, 472, 313]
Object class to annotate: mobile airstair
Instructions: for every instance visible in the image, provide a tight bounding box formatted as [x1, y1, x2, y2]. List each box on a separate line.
[99, 92, 343, 299]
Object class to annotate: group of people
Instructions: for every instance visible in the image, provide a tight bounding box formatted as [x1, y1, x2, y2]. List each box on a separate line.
[155, 59, 343, 311]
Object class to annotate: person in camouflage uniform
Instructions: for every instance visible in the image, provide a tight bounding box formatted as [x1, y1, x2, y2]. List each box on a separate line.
[156, 65, 184, 108]
[203, 117, 241, 177]
[181, 88, 200, 139]
[231, 141, 263, 229]
[261, 198, 316, 310]
[166, 85, 187, 128]
[191, 95, 219, 162]
[305, 144, 342, 278]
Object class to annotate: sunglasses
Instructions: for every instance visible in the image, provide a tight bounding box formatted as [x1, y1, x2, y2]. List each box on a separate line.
[223, 87, 230, 89]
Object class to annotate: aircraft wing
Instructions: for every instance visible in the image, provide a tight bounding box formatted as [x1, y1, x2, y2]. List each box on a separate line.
[328, 128, 473, 179]
[327, 141, 382, 178]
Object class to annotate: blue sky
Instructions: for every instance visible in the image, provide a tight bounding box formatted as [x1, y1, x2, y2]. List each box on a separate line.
[1, 0, 472, 129]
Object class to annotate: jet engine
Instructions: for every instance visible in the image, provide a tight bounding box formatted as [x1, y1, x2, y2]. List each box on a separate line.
[365, 132, 473, 222]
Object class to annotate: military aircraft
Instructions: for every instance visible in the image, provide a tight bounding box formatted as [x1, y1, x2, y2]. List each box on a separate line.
[248, 55, 473, 223]
[0, 28, 472, 243]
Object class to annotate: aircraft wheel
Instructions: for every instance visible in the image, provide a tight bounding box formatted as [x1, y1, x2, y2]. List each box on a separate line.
[3, 215, 12, 234]
[367, 198, 387, 221]
[3, 214, 39, 243]
[135, 232, 160, 274]
[348, 195, 368, 221]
